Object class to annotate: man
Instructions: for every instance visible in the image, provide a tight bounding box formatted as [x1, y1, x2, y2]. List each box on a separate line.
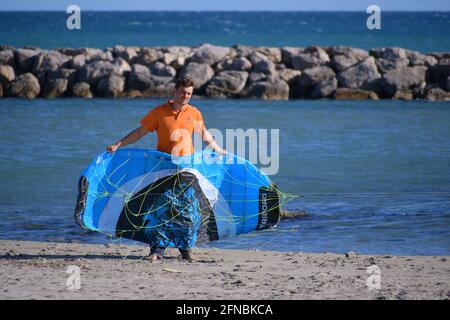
[106, 77, 226, 262]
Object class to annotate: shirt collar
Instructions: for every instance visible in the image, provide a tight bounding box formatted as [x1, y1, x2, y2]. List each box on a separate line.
[167, 100, 188, 113]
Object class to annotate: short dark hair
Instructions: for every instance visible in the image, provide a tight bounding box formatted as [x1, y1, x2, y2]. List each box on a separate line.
[175, 76, 195, 89]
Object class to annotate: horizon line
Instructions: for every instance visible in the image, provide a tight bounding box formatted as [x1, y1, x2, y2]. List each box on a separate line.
[0, 9, 449, 12]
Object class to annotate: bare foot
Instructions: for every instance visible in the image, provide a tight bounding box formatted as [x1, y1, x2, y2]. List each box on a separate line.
[185, 256, 197, 263]
[144, 253, 159, 262]
[181, 252, 197, 263]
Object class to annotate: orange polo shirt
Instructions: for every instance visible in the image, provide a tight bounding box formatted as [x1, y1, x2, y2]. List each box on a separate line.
[140, 101, 205, 156]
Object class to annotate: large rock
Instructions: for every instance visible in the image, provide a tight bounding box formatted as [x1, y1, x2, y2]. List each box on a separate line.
[71, 82, 93, 98]
[370, 47, 408, 60]
[280, 47, 304, 68]
[56, 48, 86, 56]
[428, 58, 450, 87]
[14, 48, 40, 72]
[375, 58, 409, 74]
[0, 50, 15, 67]
[70, 54, 87, 69]
[297, 66, 335, 86]
[243, 79, 289, 100]
[127, 64, 173, 91]
[134, 48, 163, 65]
[127, 63, 176, 97]
[127, 64, 151, 89]
[333, 88, 379, 100]
[69, 50, 114, 70]
[190, 44, 230, 65]
[278, 68, 301, 84]
[0, 65, 15, 86]
[162, 53, 186, 70]
[122, 90, 143, 98]
[112, 45, 138, 62]
[381, 66, 427, 97]
[79, 60, 123, 86]
[428, 52, 450, 60]
[162, 46, 192, 68]
[410, 81, 427, 98]
[113, 57, 132, 74]
[311, 77, 338, 98]
[0, 45, 15, 51]
[8, 73, 40, 98]
[370, 47, 409, 73]
[393, 90, 414, 100]
[424, 86, 450, 101]
[163, 46, 192, 57]
[226, 48, 239, 60]
[35, 72, 47, 90]
[216, 57, 252, 72]
[60, 48, 101, 57]
[32, 51, 71, 74]
[132, 64, 151, 75]
[233, 44, 256, 58]
[42, 78, 68, 98]
[292, 66, 335, 98]
[141, 82, 176, 98]
[248, 72, 271, 83]
[337, 57, 381, 89]
[275, 63, 286, 71]
[97, 74, 125, 97]
[249, 52, 276, 74]
[370, 47, 409, 74]
[85, 49, 114, 63]
[328, 46, 370, 72]
[205, 71, 249, 97]
[291, 46, 330, 70]
[178, 62, 215, 89]
[256, 47, 282, 64]
[47, 68, 77, 88]
[149, 62, 177, 77]
[405, 50, 438, 67]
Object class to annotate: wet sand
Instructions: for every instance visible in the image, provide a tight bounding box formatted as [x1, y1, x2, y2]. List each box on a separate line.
[0, 240, 449, 300]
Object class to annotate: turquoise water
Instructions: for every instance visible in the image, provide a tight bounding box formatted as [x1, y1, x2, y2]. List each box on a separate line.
[0, 98, 449, 255]
[0, 11, 449, 52]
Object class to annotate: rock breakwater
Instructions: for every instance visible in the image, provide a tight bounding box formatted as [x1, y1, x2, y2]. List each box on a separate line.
[0, 44, 449, 100]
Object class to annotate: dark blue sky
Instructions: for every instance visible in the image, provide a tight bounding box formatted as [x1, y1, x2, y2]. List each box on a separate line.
[1, 0, 450, 11]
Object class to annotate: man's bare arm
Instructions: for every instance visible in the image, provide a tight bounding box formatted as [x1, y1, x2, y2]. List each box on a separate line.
[199, 128, 226, 155]
[106, 126, 149, 153]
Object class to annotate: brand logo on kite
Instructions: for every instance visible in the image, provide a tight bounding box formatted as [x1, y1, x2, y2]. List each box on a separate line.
[261, 193, 268, 227]
[257, 187, 279, 230]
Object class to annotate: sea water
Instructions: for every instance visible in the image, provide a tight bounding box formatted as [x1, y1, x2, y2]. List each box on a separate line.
[0, 11, 449, 52]
[0, 98, 449, 256]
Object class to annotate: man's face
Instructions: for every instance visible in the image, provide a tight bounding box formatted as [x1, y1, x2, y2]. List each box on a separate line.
[174, 86, 194, 105]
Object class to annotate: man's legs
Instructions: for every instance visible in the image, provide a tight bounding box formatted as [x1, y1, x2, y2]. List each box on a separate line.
[145, 245, 196, 262]
[179, 248, 196, 262]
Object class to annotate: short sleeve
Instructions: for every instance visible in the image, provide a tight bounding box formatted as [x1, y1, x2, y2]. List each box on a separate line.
[194, 109, 206, 134]
[140, 107, 159, 132]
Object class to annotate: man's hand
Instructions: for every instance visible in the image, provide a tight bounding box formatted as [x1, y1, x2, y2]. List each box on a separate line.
[215, 147, 227, 156]
[105, 127, 149, 154]
[106, 142, 121, 153]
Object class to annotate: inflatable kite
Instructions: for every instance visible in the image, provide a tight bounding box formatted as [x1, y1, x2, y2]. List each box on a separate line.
[75, 149, 280, 249]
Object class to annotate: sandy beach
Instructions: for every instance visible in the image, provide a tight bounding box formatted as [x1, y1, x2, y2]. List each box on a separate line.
[0, 240, 448, 300]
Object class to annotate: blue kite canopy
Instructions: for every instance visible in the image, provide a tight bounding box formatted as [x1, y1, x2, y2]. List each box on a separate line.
[75, 149, 280, 249]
